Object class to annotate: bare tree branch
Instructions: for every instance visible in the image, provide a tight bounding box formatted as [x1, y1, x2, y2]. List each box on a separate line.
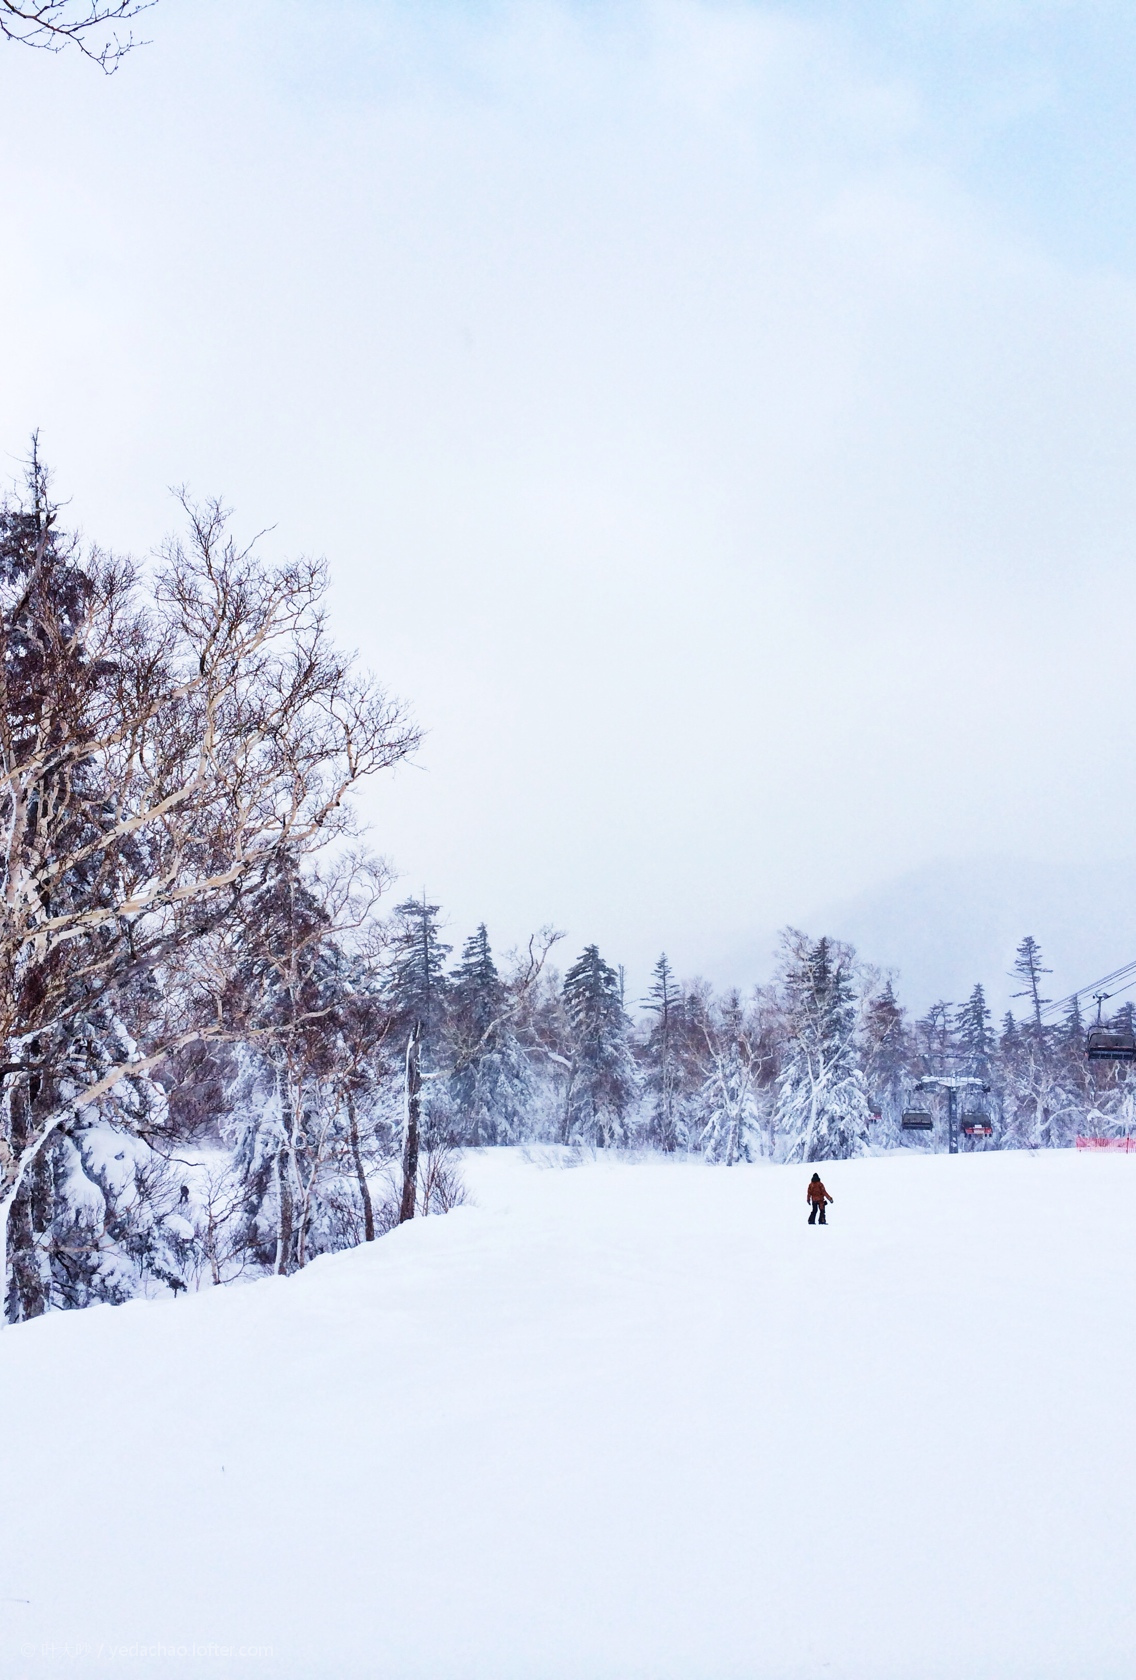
[0, 0, 155, 70]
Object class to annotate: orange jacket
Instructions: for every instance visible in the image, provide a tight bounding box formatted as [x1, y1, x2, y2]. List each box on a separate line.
[806, 1179, 832, 1204]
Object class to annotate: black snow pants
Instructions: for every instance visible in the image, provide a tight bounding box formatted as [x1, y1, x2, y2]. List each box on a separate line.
[808, 1202, 827, 1225]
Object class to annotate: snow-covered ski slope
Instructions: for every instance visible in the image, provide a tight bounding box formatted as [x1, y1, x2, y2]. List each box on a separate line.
[2, 1148, 1134, 1680]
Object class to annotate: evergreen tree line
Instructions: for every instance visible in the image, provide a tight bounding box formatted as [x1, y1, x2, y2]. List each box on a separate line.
[153, 912, 1134, 1312]
[368, 920, 1135, 1167]
[1, 463, 1128, 1320]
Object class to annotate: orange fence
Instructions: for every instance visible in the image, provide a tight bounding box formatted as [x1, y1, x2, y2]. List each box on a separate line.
[1076, 1137, 1136, 1152]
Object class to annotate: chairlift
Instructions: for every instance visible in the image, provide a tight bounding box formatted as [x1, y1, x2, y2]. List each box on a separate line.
[961, 1113, 993, 1138]
[1085, 993, 1136, 1062]
[901, 1110, 933, 1131]
[1085, 1029, 1136, 1061]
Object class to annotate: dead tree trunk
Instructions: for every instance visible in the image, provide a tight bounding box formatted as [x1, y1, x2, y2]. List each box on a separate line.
[399, 1023, 422, 1225]
[347, 1091, 374, 1242]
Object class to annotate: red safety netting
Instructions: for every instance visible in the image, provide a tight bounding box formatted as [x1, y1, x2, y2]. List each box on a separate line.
[1076, 1136, 1136, 1152]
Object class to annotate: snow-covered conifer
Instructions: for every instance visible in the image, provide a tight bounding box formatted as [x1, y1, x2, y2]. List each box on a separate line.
[955, 985, 994, 1079]
[561, 946, 637, 1147]
[9, 1022, 192, 1315]
[694, 989, 758, 1165]
[1011, 936, 1052, 1031]
[447, 925, 536, 1145]
[221, 858, 391, 1272]
[1002, 938, 1069, 1148]
[641, 955, 689, 1152]
[384, 896, 452, 1043]
[771, 932, 871, 1162]
[862, 980, 910, 1148]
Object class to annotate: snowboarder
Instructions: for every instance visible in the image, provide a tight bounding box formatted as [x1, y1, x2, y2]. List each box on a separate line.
[806, 1173, 833, 1225]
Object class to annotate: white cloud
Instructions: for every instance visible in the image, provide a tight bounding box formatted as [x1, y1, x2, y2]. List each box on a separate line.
[1, 0, 1133, 992]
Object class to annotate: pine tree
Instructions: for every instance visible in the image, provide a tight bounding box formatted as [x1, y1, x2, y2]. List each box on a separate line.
[641, 954, 687, 1153]
[561, 946, 637, 1148]
[862, 980, 909, 1147]
[222, 859, 353, 1273]
[447, 925, 536, 1145]
[947, 982, 997, 1147]
[1055, 993, 1092, 1119]
[382, 897, 460, 1220]
[955, 985, 993, 1078]
[1112, 1000, 1135, 1036]
[384, 895, 451, 1046]
[1011, 935, 1052, 1039]
[1005, 936, 1065, 1147]
[771, 932, 870, 1162]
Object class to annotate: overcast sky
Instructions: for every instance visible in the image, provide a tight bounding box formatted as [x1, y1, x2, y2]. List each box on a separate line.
[3, 0, 1136, 995]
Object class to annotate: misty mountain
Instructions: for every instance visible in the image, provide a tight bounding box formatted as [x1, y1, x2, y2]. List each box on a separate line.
[720, 856, 1136, 1018]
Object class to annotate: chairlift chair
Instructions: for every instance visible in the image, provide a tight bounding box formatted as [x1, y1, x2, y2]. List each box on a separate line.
[1085, 993, 1136, 1062]
[961, 1113, 993, 1138]
[901, 1110, 933, 1131]
[1085, 1029, 1136, 1061]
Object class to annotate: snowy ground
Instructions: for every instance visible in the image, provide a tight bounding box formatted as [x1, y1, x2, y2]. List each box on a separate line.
[1, 1147, 1134, 1680]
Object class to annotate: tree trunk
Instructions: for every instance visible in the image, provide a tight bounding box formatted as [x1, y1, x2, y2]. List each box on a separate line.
[206, 1209, 222, 1287]
[295, 1167, 310, 1270]
[399, 1023, 421, 1224]
[4, 1081, 52, 1322]
[274, 1143, 293, 1275]
[0, 1084, 66, 1325]
[347, 1091, 374, 1242]
[294, 1119, 328, 1272]
[560, 1062, 576, 1146]
[8, 1182, 42, 1320]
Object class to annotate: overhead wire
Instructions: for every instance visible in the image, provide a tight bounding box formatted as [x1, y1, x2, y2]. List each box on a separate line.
[1038, 957, 1136, 1023]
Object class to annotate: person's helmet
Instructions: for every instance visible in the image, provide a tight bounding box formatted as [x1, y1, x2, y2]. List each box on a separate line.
[810, 1172, 820, 1182]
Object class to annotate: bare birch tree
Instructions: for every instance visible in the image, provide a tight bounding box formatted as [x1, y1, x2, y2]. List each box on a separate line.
[0, 458, 419, 1317]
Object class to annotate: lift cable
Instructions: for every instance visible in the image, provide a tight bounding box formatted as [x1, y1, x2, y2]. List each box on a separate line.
[1037, 957, 1136, 1023]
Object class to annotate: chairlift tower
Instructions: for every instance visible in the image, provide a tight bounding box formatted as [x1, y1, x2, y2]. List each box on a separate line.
[914, 1075, 989, 1155]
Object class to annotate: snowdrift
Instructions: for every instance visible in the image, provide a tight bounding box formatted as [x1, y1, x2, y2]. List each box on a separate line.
[1, 1147, 1133, 1680]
